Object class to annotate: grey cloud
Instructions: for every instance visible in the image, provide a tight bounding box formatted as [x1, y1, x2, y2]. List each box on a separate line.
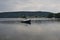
[0, 0, 60, 12]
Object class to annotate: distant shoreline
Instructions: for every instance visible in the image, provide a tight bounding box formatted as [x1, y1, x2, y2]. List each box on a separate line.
[0, 11, 60, 18]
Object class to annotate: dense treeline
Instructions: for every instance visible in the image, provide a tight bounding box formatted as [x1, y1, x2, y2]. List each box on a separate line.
[0, 11, 50, 18]
[47, 13, 60, 18]
[55, 13, 60, 18]
[0, 11, 60, 18]
[47, 13, 54, 18]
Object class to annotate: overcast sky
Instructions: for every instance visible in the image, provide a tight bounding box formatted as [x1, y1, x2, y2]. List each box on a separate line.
[0, 0, 60, 13]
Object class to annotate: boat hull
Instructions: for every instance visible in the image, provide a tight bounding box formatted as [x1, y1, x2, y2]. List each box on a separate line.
[21, 20, 31, 24]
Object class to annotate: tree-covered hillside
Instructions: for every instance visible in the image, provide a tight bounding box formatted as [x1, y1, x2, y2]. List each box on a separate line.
[0, 11, 53, 18]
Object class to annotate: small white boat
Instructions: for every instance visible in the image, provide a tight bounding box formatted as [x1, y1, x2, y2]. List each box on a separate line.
[21, 19, 31, 24]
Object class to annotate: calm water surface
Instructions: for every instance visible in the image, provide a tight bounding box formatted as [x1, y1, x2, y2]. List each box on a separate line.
[0, 18, 60, 40]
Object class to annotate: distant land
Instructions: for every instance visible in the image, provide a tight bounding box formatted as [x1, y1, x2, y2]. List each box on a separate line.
[0, 11, 60, 18]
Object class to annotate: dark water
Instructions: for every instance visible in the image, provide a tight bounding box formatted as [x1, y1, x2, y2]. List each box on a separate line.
[0, 18, 60, 40]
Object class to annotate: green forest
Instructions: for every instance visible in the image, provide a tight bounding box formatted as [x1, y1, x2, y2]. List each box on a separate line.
[0, 11, 60, 18]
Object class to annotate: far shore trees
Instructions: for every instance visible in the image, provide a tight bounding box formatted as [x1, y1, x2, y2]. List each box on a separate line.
[47, 13, 54, 18]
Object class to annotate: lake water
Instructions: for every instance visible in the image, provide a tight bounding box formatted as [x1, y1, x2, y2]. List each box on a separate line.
[0, 18, 60, 40]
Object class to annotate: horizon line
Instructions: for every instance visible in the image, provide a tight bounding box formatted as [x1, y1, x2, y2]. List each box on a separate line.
[0, 11, 59, 13]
